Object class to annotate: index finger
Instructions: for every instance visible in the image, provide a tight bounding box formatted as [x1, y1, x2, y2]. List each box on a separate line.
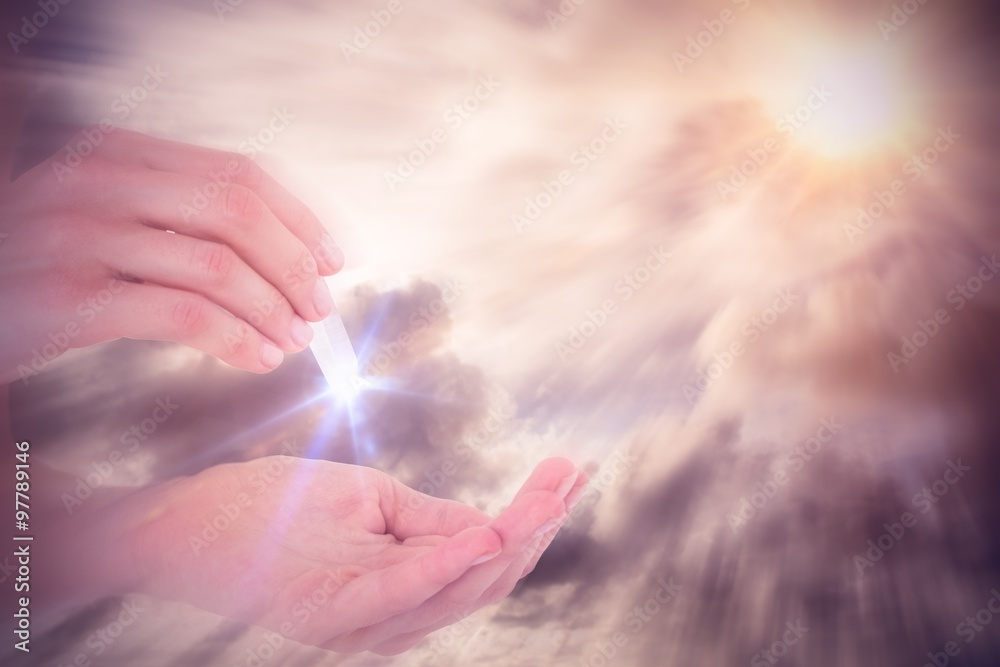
[105, 129, 345, 275]
[319, 525, 502, 650]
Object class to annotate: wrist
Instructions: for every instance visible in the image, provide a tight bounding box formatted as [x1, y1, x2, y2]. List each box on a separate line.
[13, 462, 164, 629]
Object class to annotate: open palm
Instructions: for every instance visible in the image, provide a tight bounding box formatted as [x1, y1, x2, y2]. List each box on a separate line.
[131, 455, 587, 654]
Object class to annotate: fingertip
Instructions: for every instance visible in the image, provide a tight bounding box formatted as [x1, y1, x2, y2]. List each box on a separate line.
[489, 489, 565, 545]
[565, 475, 589, 512]
[471, 549, 503, 567]
[481, 527, 504, 556]
[520, 458, 578, 497]
[460, 525, 503, 561]
[555, 470, 580, 499]
[312, 279, 335, 319]
[289, 315, 314, 350]
[317, 233, 345, 275]
[260, 341, 284, 370]
[540, 457, 578, 479]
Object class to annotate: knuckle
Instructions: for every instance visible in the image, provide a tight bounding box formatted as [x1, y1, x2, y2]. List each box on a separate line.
[225, 322, 253, 357]
[194, 242, 237, 287]
[227, 154, 264, 190]
[374, 578, 401, 615]
[170, 297, 211, 337]
[246, 288, 284, 328]
[296, 205, 322, 234]
[285, 248, 318, 287]
[417, 551, 446, 588]
[222, 185, 263, 230]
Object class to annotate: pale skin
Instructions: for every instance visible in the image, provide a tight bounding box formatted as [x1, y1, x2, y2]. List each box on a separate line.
[132, 456, 587, 654]
[0, 125, 341, 382]
[0, 57, 586, 654]
[0, 393, 586, 654]
[0, 411, 585, 654]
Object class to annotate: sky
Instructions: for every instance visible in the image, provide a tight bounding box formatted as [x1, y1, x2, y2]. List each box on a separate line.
[6, 0, 1000, 665]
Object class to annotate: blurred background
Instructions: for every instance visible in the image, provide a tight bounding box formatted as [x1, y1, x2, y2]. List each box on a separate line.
[4, 0, 1000, 664]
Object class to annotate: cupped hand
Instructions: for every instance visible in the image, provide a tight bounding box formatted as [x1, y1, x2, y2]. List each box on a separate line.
[0, 128, 343, 382]
[124, 456, 587, 655]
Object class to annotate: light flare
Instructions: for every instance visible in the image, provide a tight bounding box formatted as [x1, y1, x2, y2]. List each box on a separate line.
[790, 44, 918, 160]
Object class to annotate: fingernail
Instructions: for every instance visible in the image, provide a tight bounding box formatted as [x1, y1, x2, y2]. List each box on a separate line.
[555, 472, 579, 500]
[261, 342, 284, 369]
[313, 280, 334, 318]
[290, 316, 313, 349]
[471, 549, 502, 566]
[318, 232, 344, 271]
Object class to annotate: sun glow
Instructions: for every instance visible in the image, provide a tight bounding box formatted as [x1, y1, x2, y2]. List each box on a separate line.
[790, 45, 917, 160]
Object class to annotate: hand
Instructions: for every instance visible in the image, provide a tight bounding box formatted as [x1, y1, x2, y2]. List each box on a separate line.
[0, 128, 344, 383]
[124, 456, 587, 654]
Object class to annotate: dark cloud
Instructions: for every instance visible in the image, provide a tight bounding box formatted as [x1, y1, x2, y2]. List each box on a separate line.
[10, 278, 497, 485]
